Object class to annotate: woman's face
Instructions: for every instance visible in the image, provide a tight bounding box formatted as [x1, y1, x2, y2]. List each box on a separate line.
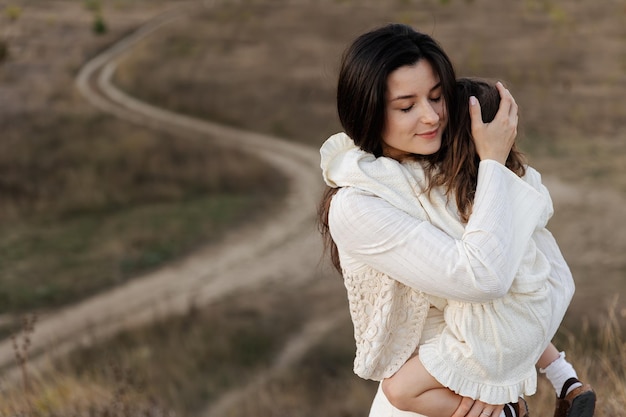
[381, 60, 447, 161]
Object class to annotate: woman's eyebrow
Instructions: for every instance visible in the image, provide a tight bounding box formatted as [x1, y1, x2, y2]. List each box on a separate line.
[390, 82, 442, 102]
[390, 94, 416, 102]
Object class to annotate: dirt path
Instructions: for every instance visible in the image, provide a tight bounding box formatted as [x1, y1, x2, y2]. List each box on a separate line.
[0, 2, 328, 380]
[202, 309, 345, 417]
[1, 3, 624, 411]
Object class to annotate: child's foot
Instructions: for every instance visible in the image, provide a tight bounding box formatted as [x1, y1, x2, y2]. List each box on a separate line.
[554, 377, 596, 417]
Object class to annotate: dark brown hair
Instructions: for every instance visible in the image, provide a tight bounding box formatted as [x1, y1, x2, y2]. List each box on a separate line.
[318, 26, 526, 273]
[430, 77, 526, 223]
[319, 24, 457, 273]
[336, 23, 456, 158]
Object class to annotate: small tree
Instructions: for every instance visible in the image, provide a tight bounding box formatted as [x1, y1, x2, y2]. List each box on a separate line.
[84, 0, 107, 35]
[93, 12, 108, 35]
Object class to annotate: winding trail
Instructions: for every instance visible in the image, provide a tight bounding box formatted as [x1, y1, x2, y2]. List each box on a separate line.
[1, 3, 624, 414]
[0, 2, 329, 383]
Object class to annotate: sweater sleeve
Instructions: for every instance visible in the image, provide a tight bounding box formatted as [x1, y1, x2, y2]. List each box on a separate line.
[522, 166, 554, 230]
[329, 160, 549, 303]
[532, 227, 575, 299]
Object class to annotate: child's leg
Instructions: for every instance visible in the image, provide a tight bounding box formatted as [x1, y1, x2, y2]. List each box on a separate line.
[538, 343, 582, 396]
[537, 342, 561, 368]
[382, 355, 504, 417]
[538, 342, 596, 417]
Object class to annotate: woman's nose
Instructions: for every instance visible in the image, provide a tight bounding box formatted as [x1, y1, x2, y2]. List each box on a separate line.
[420, 103, 440, 124]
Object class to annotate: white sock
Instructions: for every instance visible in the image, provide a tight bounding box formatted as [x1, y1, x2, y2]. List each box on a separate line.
[539, 351, 582, 397]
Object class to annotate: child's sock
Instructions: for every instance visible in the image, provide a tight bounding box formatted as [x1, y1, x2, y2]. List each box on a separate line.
[539, 351, 582, 397]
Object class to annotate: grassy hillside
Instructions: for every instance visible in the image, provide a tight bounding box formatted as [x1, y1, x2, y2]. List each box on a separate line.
[1, 0, 624, 416]
[114, 0, 626, 191]
[0, 1, 287, 332]
[113, 0, 626, 323]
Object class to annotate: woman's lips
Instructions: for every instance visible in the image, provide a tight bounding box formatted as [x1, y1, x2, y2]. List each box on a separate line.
[417, 128, 439, 139]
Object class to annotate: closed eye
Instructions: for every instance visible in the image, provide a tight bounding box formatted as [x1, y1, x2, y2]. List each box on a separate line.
[400, 105, 414, 113]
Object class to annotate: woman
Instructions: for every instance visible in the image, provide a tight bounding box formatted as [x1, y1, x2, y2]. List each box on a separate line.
[318, 24, 594, 417]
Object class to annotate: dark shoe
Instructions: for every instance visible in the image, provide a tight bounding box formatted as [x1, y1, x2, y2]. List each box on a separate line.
[515, 397, 530, 417]
[554, 377, 596, 417]
[504, 397, 529, 417]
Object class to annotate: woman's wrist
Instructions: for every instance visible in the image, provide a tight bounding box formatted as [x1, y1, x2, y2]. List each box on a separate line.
[479, 155, 507, 165]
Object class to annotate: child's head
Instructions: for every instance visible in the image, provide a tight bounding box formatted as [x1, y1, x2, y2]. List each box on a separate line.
[456, 78, 500, 123]
[442, 77, 526, 222]
[453, 77, 501, 142]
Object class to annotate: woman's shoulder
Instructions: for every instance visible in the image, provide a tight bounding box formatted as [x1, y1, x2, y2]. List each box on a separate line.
[328, 187, 389, 249]
[331, 186, 382, 212]
[329, 186, 408, 232]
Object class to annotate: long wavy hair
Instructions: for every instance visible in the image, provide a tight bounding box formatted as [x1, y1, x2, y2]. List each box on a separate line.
[318, 24, 457, 272]
[431, 77, 526, 223]
[318, 25, 525, 273]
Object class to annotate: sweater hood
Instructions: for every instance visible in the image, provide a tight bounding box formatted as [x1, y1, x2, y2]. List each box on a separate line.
[319, 132, 433, 220]
[319, 132, 366, 188]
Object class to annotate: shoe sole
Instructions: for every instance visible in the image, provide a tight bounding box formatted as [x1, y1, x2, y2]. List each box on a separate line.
[568, 391, 596, 417]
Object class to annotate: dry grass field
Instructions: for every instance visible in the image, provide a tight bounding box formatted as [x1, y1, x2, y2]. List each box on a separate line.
[0, 0, 625, 416]
[113, 0, 626, 323]
[0, 0, 286, 325]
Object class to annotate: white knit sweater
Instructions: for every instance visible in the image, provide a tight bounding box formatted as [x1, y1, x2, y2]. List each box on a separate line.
[320, 132, 575, 403]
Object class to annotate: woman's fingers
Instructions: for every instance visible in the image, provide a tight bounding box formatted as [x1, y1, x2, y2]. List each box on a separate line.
[469, 81, 517, 127]
[493, 404, 505, 416]
[495, 81, 511, 117]
[451, 397, 505, 417]
[470, 81, 519, 164]
[468, 400, 489, 417]
[450, 396, 475, 417]
[466, 400, 503, 417]
[495, 81, 518, 122]
[468, 94, 484, 127]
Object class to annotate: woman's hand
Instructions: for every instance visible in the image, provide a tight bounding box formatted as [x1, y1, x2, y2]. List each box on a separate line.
[451, 397, 505, 417]
[469, 81, 518, 165]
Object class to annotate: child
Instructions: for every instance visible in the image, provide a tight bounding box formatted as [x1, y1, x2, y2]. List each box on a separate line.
[381, 78, 596, 417]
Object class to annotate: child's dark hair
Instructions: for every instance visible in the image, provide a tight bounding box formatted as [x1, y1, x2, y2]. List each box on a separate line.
[432, 77, 526, 222]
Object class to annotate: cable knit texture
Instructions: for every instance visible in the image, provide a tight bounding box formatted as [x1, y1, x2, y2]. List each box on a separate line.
[320, 132, 575, 403]
[344, 269, 431, 381]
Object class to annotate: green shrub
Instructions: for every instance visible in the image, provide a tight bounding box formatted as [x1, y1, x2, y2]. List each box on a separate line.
[93, 14, 107, 35]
